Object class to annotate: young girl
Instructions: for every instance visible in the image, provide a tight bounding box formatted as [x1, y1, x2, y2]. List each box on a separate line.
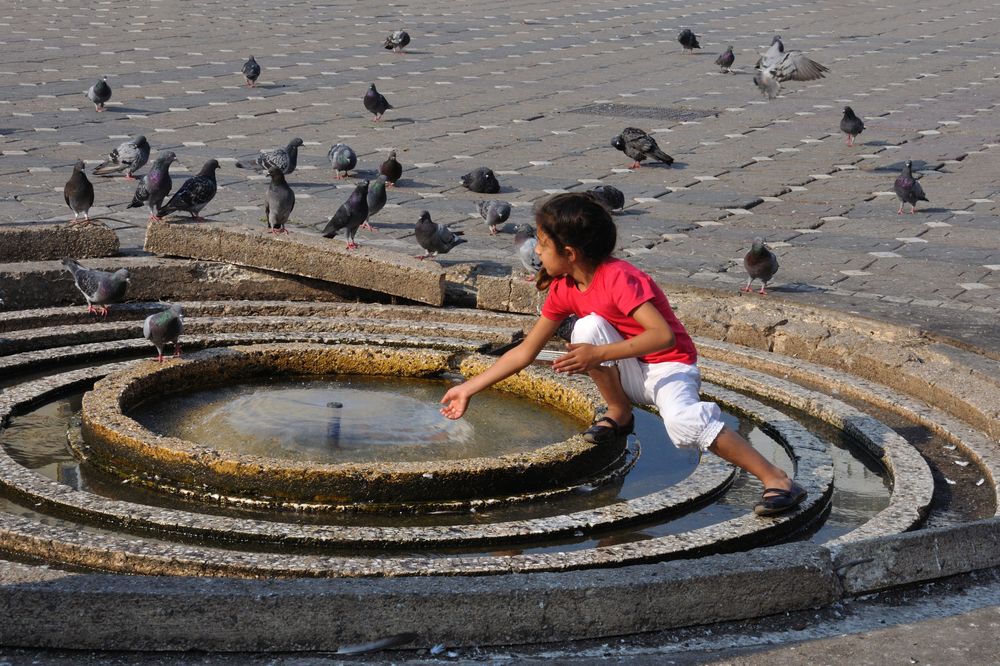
[440, 192, 806, 516]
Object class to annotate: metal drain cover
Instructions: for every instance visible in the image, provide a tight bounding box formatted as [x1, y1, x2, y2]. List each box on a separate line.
[568, 103, 718, 122]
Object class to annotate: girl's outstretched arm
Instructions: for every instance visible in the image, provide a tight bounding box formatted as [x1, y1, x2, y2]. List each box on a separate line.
[440, 315, 563, 419]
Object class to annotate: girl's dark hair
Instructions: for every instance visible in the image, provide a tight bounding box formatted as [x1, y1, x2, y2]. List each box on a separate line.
[534, 192, 616, 290]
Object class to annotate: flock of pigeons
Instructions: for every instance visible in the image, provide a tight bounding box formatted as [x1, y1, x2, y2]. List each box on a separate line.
[57, 27, 936, 359]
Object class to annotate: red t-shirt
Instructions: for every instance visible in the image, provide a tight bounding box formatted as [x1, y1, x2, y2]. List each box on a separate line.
[541, 258, 697, 365]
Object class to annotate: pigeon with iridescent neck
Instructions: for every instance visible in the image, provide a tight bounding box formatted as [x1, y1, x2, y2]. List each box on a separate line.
[414, 211, 466, 260]
[158, 159, 219, 221]
[86, 76, 111, 111]
[127, 151, 175, 221]
[328, 143, 357, 180]
[322, 180, 369, 249]
[236, 138, 303, 175]
[242, 56, 261, 87]
[742, 238, 779, 295]
[363, 83, 392, 121]
[894, 161, 928, 214]
[144, 303, 184, 362]
[62, 258, 129, 316]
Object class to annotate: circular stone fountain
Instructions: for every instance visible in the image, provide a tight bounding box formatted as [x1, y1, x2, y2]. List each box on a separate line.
[0, 286, 998, 651]
[78, 343, 625, 508]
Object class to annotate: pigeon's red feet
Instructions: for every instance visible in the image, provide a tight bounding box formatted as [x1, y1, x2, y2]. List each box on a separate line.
[758, 287, 768, 295]
[124, 174, 136, 181]
[99, 306, 109, 317]
[910, 206, 918, 214]
[269, 227, 290, 235]
[173, 346, 182, 358]
[346, 242, 359, 250]
[360, 223, 377, 232]
[629, 161, 641, 169]
[87, 304, 98, 315]
[740, 284, 753, 293]
[897, 206, 904, 215]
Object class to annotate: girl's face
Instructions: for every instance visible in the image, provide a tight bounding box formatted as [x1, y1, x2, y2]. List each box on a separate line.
[535, 227, 573, 277]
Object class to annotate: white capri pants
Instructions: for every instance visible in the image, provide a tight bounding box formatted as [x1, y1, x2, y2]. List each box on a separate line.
[571, 313, 725, 451]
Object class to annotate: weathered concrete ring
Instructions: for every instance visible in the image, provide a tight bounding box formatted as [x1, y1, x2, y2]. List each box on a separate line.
[80, 344, 622, 506]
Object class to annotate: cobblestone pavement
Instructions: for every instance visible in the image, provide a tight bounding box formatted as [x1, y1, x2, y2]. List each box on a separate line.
[1, 0, 999, 659]
[2, 0, 998, 347]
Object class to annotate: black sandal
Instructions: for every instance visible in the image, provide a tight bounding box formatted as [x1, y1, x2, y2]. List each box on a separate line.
[582, 415, 635, 445]
[753, 482, 807, 516]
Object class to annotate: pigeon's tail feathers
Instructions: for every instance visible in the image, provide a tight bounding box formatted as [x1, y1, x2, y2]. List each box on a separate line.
[92, 160, 126, 176]
[650, 147, 674, 165]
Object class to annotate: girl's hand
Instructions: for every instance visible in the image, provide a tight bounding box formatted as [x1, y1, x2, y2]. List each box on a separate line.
[440, 384, 471, 420]
[552, 342, 604, 374]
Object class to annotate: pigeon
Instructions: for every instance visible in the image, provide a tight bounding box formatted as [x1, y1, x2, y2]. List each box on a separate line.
[242, 56, 261, 88]
[589, 185, 625, 213]
[840, 106, 865, 147]
[677, 29, 700, 53]
[64, 160, 95, 226]
[86, 76, 111, 112]
[611, 128, 673, 169]
[93, 135, 150, 180]
[414, 210, 466, 260]
[328, 143, 357, 180]
[753, 37, 829, 100]
[127, 151, 176, 221]
[379, 150, 403, 186]
[236, 137, 304, 175]
[143, 303, 184, 362]
[265, 167, 295, 234]
[742, 238, 779, 295]
[384, 30, 410, 53]
[514, 223, 542, 278]
[158, 159, 220, 221]
[363, 83, 392, 121]
[61, 258, 129, 316]
[461, 166, 500, 194]
[322, 180, 369, 249]
[364, 175, 387, 231]
[715, 46, 735, 73]
[894, 160, 928, 214]
[476, 200, 511, 235]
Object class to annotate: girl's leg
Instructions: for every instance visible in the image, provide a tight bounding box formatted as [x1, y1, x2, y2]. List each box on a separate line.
[708, 427, 791, 492]
[571, 314, 645, 426]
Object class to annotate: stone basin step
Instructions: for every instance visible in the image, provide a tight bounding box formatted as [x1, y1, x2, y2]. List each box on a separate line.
[0, 224, 119, 263]
[0, 332, 494, 376]
[0, 300, 532, 334]
[0, 315, 521, 356]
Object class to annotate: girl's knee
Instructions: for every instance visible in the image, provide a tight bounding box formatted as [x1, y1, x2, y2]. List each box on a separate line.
[570, 313, 619, 346]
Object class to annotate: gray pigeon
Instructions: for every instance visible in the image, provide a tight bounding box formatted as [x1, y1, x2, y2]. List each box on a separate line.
[61, 258, 129, 316]
[476, 200, 511, 235]
[328, 143, 357, 180]
[379, 150, 403, 186]
[265, 167, 295, 234]
[894, 161, 929, 214]
[364, 175, 387, 231]
[236, 138, 303, 174]
[753, 37, 829, 100]
[242, 56, 261, 87]
[840, 107, 865, 147]
[127, 151, 176, 221]
[64, 160, 95, 226]
[364, 83, 392, 121]
[612, 128, 673, 169]
[86, 76, 111, 112]
[414, 210, 466, 260]
[384, 30, 410, 53]
[589, 185, 625, 213]
[677, 29, 700, 53]
[514, 223, 542, 278]
[742, 238, 779, 295]
[144, 303, 184, 362]
[158, 159, 220, 221]
[93, 135, 150, 180]
[461, 167, 500, 194]
[715, 46, 735, 73]
[322, 180, 369, 249]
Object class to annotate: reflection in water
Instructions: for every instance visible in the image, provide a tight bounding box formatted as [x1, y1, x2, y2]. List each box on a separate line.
[129, 376, 586, 464]
[0, 386, 901, 550]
